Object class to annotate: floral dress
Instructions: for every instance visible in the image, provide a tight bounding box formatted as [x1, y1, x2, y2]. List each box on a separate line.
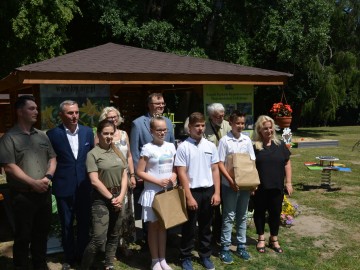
[114, 130, 136, 244]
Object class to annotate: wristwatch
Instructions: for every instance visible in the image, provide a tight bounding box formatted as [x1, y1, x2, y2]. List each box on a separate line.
[45, 174, 53, 180]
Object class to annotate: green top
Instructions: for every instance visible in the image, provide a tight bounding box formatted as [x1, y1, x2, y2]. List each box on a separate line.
[86, 145, 127, 188]
[0, 125, 56, 189]
[204, 119, 232, 146]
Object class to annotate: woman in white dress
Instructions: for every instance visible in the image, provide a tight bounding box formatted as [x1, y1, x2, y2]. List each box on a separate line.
[98, 107, 136, 256]
[137, 116, 177, 270]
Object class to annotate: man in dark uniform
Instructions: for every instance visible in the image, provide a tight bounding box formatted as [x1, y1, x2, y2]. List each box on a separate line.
[0, 95, 57, 270]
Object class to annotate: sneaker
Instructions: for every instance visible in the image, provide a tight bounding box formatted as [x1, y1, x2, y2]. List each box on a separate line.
[236, 247, 251, 261]
[219, 250, 234, 264]
[181, 258, 193, 270]
[200, 256, 215, 270]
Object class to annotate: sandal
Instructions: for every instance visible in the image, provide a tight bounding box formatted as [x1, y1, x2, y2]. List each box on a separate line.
[256, 239, 266, 253]
[268, 238, 283, 253]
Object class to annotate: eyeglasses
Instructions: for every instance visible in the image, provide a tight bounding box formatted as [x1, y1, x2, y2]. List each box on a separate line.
[153, 129, 168, 133]
[106, 116, 118, 120]
[150, 102, 166, 106]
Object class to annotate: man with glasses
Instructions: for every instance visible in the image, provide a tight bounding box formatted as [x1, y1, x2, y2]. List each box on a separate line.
[47, 100, 94, 270]
[130, 93, 175, 243]
[130, 93, 175, 176]
[204, 103, 231, 245]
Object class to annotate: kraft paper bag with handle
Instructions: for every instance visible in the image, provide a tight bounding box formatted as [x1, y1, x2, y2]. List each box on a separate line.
[225, 153, 260, 190]
[152, 185, 188, 229]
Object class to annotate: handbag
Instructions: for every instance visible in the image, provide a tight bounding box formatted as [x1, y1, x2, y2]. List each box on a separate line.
[152, 184, 188, 229]
[225, 153, 260, 190]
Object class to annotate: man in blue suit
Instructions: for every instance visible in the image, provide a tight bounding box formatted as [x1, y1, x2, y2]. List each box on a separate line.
[47, 100, 94, 270]
[130, 93, 175, 240]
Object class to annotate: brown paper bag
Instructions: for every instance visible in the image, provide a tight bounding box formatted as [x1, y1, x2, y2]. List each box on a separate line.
[152, 186, 188, 229]
[225, 153, 260, 190]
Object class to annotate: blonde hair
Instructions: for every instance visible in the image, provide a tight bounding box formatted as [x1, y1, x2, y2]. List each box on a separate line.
[99, 106, 124, 126]
[252, 115, 281, 150]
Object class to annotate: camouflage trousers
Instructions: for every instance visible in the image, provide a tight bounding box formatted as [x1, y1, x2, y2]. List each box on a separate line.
[81, 199, 122, 269]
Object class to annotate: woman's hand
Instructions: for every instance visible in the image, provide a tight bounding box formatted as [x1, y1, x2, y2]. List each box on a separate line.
[130, 176, 136, 189]
[285, 183, 293, 196]
[111, 195, 123, 210]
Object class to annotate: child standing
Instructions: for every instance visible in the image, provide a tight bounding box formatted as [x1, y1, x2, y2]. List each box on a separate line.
[175, 112, 221, 270]
[137, 116, 177, 270]
[218, 111, 256, 264]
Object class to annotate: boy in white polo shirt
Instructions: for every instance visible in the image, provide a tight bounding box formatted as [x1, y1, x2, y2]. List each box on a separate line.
[218, 110, 255, 264]
[175, 112, 221, 270]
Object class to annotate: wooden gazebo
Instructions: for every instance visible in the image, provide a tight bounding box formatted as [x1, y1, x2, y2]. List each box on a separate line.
[0, 42, 292, 133]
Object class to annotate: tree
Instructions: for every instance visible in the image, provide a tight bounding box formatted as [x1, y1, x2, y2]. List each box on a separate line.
[0, 0, 79, 77]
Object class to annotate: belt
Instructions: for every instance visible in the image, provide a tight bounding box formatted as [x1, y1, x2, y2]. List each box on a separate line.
[107, 186, 121, 194]
[11, 187, 50, 193]
[11, 187, 34, 193]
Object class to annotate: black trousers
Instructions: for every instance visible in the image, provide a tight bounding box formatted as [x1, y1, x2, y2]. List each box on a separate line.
[253, 188, 283, 236]
[10, 189, 52, 270]
[180, 186, 214, 259]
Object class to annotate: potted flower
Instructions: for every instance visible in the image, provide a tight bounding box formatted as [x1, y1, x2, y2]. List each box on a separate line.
[270, 102, 293, 128]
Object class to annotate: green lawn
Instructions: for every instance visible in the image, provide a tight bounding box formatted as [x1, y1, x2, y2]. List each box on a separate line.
[119, 126, 360, 270]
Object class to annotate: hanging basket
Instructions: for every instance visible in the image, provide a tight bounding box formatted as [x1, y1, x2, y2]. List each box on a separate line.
[275, 116, 292, 128]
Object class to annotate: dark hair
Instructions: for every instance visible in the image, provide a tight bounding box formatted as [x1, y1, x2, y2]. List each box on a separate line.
[97, 119, 115, 134]
[15, 95, 35, 110]
[188, 112, 205, 125]
[229, 110, 246, 123]
[147, 93, 163, 104]
[150, 116, 166, 129]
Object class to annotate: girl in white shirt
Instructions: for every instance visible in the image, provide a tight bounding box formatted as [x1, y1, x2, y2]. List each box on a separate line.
[137, 116, 177, 270]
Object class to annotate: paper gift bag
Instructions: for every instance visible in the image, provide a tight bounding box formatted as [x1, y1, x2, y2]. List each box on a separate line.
[152, 186, 188, 229]
[225, 153, 260, 190]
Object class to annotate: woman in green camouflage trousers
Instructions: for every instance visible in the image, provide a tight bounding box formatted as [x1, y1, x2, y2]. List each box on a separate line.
[82, 120, 128, 270]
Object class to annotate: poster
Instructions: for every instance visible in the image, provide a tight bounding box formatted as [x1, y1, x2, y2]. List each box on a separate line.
[40, 84, 110, 130]
[203, 85, 254, 131]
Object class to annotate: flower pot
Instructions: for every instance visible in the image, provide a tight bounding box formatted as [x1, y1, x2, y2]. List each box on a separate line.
[275, 116, 292, 128]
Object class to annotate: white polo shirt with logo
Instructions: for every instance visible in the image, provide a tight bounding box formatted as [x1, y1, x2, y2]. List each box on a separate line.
[175, 137, 219, 189]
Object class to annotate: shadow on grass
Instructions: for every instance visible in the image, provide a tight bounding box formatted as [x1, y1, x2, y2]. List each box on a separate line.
[293, 129, 339, 138]
[295, 183, 342, 192]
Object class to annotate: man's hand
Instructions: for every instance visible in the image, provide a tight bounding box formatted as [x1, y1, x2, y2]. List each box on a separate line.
[211, 193, 221, 206]
[229, 179, 239, 192]
[31, 178, 50, 193]
[186, 196, 198, 210]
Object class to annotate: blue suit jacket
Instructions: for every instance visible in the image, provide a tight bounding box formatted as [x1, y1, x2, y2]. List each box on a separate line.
[47, 124, 94, 197]
[130, 114, 175, 169]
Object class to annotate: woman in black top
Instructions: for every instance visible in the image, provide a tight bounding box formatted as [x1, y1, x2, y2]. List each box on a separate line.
[252, 115, 293, 253]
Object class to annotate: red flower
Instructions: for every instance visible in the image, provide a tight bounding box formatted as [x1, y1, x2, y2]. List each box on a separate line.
[270, 102, 292, 117]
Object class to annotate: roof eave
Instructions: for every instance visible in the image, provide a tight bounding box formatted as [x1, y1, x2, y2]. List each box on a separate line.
[0, 71, 290, 91]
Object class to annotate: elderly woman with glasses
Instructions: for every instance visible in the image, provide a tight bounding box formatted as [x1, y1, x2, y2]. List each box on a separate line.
[97, 106, 136, 256]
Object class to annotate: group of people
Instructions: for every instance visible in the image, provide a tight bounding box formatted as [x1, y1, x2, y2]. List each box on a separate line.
[0, 93, 293, 270]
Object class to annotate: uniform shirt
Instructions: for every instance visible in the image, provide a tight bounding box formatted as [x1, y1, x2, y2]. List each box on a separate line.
[86, 145, 127, 188]
[0, 125, 56, 189]
[218, 131, 256, 186]
[175, 137, 219, 189]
